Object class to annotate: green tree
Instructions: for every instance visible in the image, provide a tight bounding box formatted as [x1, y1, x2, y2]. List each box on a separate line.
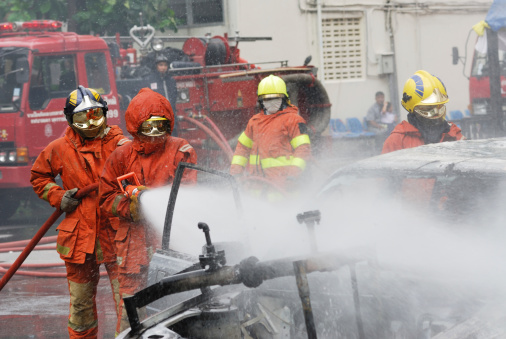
[0, 0, 177, 35]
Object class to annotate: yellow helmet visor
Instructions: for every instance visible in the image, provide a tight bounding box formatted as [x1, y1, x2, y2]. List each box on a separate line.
[140, 116, 169, 136]
[420, 87, 448, 105]
[72, 108, 105, 129]
[414, 104, 447, 119]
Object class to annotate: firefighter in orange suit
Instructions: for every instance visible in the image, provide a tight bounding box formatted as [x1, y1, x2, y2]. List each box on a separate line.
[30, 86, 129, 338]
[230, 74, 311, 192]
[99, 88, 197, 333]
[382, 70, 464, 154]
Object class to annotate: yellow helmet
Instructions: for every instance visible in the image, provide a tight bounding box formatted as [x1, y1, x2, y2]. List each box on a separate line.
[401, 70, 449, 119]
[257, 74, 288, 100]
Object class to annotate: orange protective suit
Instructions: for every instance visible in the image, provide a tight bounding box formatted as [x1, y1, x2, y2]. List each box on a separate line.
[230, 105, 311, 189]
[99, 88, 197, 333]
[30, 125, 129, 338]
[382, 121, 463, 154]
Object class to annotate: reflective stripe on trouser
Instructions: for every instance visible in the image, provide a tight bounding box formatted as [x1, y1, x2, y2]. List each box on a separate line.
[65, 254, 100, 339]
[249, 155, 306, 170]
[117, 265, 149, 335]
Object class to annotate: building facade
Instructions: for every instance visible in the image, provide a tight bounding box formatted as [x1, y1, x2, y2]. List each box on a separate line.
[167, 0, 491, 123]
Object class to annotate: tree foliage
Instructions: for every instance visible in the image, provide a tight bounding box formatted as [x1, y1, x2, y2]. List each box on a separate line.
[0, 0, 178, 35]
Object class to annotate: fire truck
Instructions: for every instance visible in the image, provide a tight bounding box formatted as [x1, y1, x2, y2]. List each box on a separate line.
[0, 20, 330, 218]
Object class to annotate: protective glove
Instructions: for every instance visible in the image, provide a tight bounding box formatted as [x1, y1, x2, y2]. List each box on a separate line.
[60, 188, 79, 213]
[129, 186, 148, 222]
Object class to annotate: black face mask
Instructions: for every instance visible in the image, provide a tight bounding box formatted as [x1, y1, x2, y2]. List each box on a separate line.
[407, 113, 450, 144]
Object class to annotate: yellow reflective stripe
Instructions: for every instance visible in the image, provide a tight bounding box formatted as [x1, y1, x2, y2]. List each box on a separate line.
[249, 155, 259, 165]
[42, 182, 59, 201]
[290, 134, 311, 149]
[260, 156, 294, 169]
[111, 194, 124, 217]
[57, 242, 71, 256]
[291, 157, 307, 170]
[238, 132, 253, 149]
[258, 156, 306, 170]
[231, 155, 248, 167]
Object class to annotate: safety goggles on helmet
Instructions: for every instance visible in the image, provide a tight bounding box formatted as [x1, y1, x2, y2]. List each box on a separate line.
[414, 104, 447, 119]
[72, 108, 105, 129]
[140, 116, 169, 137]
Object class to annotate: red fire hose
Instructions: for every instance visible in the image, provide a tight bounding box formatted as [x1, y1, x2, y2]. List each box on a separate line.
[180, 116, 234, 160]
[0, 183, 99, 291]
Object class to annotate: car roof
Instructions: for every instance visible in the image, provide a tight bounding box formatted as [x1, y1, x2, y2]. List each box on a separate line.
[330, 138, 506, 178]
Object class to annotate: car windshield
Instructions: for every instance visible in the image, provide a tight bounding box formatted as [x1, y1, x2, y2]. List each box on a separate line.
[0, 48, 28, 112]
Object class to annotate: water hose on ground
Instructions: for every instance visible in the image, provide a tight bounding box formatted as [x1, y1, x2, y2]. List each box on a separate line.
[0, 235, 57, 249]
[0, 183, 99, 290]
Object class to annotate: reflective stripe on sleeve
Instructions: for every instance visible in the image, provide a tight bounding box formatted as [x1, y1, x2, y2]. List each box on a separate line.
[231, 155, 248, 167]
[111, 194, 124, 217]
[290, 134, 311, 149]
[42, 183, 59, 202]
[238, 132, 253, 149]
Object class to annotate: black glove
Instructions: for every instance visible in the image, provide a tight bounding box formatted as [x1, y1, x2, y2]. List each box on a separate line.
[60, 188, 79, 213]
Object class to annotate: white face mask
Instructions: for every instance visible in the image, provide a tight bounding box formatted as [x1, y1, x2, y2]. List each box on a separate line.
[263, 98, 282, 115]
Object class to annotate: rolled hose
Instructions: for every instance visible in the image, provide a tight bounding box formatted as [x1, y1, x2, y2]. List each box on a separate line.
[0, 183, 99, 289]
[180, 116, 234, 161]
[281, 73, 331, 135]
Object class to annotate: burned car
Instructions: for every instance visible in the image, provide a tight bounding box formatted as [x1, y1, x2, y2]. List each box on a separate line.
[117, 138, 506, 339]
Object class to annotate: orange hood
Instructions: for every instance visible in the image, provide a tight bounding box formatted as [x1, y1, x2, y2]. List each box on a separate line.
[125, 88, 175, 137]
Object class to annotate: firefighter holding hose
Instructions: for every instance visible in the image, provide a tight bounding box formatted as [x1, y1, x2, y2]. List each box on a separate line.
[99, 88, 197, 333]
[230, 74, 311, 197]
[30, 86, 130, 338]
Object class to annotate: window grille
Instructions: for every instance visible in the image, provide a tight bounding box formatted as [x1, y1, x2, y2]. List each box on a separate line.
[322, 16, 364, 81]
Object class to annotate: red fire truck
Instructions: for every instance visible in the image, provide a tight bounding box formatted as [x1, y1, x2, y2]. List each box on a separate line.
[0, 20, 330, 218]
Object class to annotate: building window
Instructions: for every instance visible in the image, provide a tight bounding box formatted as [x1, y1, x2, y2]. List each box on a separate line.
[322, 16, 365, 81]
[171, 0, 224, 26]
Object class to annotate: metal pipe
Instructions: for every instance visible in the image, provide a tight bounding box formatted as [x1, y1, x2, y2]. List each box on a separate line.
[294, 260, 318, 339]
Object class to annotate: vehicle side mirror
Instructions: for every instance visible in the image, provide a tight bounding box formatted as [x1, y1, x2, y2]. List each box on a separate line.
[15, 57, 29, 84]
[452, 47, 459, 65]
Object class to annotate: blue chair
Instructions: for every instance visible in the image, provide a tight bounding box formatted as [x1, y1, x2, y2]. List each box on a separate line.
[449, 110, 463, 121]
[346, 117, 375, 136]
[464, 109, 471, 117]
[329, 119, 360, 138]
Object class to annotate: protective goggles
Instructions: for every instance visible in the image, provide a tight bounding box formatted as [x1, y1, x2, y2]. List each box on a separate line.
[414, 104, 447, 119]
[140, 116, 169, 137]
[72, 108, 105, 129]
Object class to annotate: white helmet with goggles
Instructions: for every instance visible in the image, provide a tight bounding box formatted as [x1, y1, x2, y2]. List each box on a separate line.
[64, 86, 108, 138]
[140, 116, 170, 137]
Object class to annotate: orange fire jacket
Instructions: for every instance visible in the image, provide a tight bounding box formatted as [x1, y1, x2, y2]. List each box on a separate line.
[230, 105, 311, 188]
[99, 88, 197, 274]
[30, 125, 130, 264]
[382, 121, 463, 154]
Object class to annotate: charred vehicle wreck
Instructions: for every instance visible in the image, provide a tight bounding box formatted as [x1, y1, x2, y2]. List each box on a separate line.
[116, 163, 380, 339]
[117, 138, 506, 339]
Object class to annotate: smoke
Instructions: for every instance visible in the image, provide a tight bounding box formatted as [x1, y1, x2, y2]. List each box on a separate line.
[139, 176, 506, 336]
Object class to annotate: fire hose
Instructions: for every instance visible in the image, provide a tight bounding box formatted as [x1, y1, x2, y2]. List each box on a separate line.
[180, 115, 234, 160]
[0, 183, 101, 290]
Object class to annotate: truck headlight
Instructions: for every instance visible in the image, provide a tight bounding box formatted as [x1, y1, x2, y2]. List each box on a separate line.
[472, 99, 488, 115]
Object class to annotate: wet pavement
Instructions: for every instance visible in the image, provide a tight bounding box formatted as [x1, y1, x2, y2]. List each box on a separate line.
[0, 205, 117, 339]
